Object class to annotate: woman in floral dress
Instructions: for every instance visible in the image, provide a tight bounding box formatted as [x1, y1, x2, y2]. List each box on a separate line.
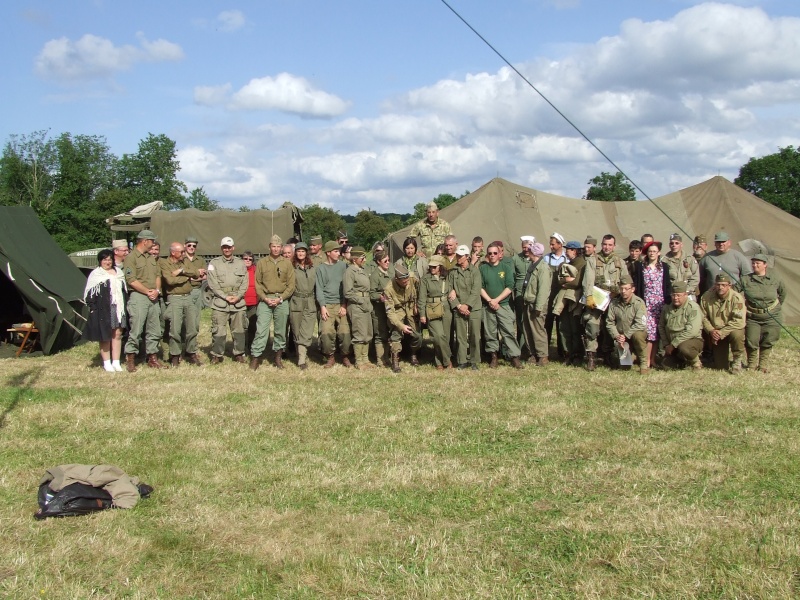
[634, 241, 672, 369]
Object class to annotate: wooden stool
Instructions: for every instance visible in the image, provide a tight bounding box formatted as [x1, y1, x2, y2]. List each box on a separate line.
[7, 326, 39, 357]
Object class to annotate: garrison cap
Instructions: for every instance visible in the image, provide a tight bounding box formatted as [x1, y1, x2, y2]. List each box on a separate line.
[309, 235, 323, 244]
[619, 271, 633, 286]
[337, 230, 348, 239]
[323, 240, 340, 253]
[693, 234, 706, 244]
[715, 273, 732, 284]
[270, 234, 282, 245]
[584, 236, 598, 246]
[669, 233, 682, 242]
[137, 229, 157, 240]
[112, 239, 128, 250]
[672, 281, 688, 294]
[427, 202, 438, 211]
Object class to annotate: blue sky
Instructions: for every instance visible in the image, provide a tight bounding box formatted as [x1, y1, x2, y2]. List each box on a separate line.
[2, 0, 800, 214]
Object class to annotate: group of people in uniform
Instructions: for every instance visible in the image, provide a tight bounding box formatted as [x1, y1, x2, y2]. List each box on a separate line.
[84, 201, 787, 375]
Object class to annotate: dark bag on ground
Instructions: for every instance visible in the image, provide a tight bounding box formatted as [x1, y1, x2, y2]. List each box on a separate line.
[35, 481, 153, 520]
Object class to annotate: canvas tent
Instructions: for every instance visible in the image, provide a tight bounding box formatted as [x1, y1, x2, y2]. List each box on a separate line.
[0, 206, 88, 354]
[388, 176, 800, 325]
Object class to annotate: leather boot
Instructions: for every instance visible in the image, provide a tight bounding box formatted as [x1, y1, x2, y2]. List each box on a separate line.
[382, 343, 392, 367]
[391, 351, 402, 373]
[147, 354, 168, 369]
[297, 345, 308, 370]
[342, 353, 353, 368]
[126, 353, 137, 373]
[758, 348, 771, 373]
[510, 356, 523, 370]
[186, 353, 202, 366]
[249, 357, 261, 371]
[170, 355, 181, 367]
[210, 356, 223, 365]
[274, 349, 284, 369]
[323, 354, 336, 369]
[585, 351, 596, 372]
[233, 354, 247, 364]
[489, 352, 498, 368]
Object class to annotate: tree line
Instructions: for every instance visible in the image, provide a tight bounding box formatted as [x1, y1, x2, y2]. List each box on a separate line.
[1, 129, 796, 253]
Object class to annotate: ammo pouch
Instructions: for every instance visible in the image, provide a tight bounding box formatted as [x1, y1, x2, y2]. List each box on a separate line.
[426, 299, 444, 320]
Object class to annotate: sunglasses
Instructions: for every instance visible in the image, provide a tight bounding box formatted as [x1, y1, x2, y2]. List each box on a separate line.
[242, 257, 253, 261]
[185, 243, 197, 248]
[487, 251, 499, 256]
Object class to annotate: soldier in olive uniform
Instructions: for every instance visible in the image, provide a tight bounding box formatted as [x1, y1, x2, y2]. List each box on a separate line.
[581, 235, 624, 370]
[250, 235, 296, 370]
[384, 264, 421, 372]
[521, 242, 552, 366]
[206, 236, 249, 364]
[316, 241, 352, 368]
[369, 250, 393, 367]
[605, 274, 648, 373]
[308, 235, 325, 267]
[448, 244, 483, 370]
[557, 241, 586, 365]
[183, 236, 207, 333]
[739, 254, 786, 373]
[658, 281, 704, 370]
[663, 233, 700, 298]
[123, 230, 167, 372]
[419, 255, 453, 369]
[699, 273, 746, 372]
[288, 243, 317, 370]
[344, 246, 375, 369]
[159, 241, 203, 366]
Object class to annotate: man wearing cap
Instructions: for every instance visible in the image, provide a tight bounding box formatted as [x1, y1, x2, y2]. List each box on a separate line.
[479, 242, 523, 369]
[544, 233, 568, 359]
[663, 233, 700, 298]
[122, 230, 167, 372]
[739, 254, 785, 372]
[183, 236, 207, 327]
[316, 241, 352, 367]
[344, 246, 375, 369]
[409, 202, 452, 258]
[658, 281, 704, 370]
[112, 239, 129, 268]
[605, 273, 648, 373]
[337, 231, 349, 247]
[159, 242, 203, 366]
[250, 235, 296, 370]
[699, 231, 752, 294]
[384, 263, 421, 372]
[521, 242, 551, 365]
[581, 234, 624, 370]
[206, 236, 249, 364]
[693, 235, 707, 261]
[308, 235, 325, 267]
[558, 241, 586, 365]
[448, 244, 483, 370]
[699, 273, 746, 372]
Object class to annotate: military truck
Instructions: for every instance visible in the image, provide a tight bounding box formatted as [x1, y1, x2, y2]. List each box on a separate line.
[69, 200, 304, 271]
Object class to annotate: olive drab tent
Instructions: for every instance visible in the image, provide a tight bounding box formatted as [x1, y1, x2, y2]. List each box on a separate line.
[0, 206, 88, 354]
[388, 176, 800, 324]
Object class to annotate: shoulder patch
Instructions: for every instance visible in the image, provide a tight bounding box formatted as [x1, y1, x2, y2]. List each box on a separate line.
[207, 263, 215, 271]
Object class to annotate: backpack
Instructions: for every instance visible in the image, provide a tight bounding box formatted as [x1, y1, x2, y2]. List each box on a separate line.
[34, 480, 153, 520]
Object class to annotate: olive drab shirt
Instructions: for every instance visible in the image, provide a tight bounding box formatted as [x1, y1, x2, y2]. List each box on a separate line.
[663, 251, 700, 295]
[408, 218, 452, 257]
[124, 248, 160, 290]
[384, 280, 418, 329]
[739, 271, 786, 317]
[522, 258, 552, 312]
[418, 273, 451, 320]
[254, 256, 295, 301]
[606, 295, 647, 339]
[206, 256, 248, 312]
[448, 264, 482, 312]
[699, 288, 745, 336]
[582, 251, 624, 299]
[185, 255, 206, 289]
[290, 264, 316, 312]
[159, 257, 195, 296]
[369, 265, 393, 302]
[344, 263, 373, 312]
[658, 299, 703, 348]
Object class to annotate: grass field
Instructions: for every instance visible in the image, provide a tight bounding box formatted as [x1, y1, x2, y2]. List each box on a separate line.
[2, 326, 800, 599]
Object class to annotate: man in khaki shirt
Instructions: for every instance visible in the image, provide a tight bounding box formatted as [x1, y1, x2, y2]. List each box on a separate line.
[699, 273, 746, 372]
[160, 242, 203, 366]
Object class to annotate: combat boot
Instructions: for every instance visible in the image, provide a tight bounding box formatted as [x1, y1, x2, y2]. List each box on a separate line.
[147, 354, 168, 369]
[758, 348, 772, 373]
[186, 353, 202, 366]
[585, 352, 596, 372]
[126, 353, 137, 373]
[249, 357, 261, 371]
[170, 355, 181, 367]
[489, 352, 498, 368]
[274, 349, 284, 369]
[323, 354, 336, 369]
[510, 357, 523, 370]
[410, 352, 419, 366]
[342, 353, 353, 368]
[391, 351, 402, 373]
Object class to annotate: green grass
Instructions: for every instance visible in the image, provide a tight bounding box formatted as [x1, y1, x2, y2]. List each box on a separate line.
[1, 328, 800, 598]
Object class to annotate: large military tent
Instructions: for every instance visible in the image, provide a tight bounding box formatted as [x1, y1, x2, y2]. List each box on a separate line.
[0, 206, 87, 354]
[388, 176, 800, 324]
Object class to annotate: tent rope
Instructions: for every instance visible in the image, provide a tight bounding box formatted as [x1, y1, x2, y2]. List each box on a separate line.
[439, 0, 798, 345]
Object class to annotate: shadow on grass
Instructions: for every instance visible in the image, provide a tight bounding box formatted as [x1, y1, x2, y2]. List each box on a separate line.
[0, 368, 41, 431]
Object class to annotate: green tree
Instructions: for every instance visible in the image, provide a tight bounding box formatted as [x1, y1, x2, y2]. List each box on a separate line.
[176, 186, 221, 211]
[735, 145, 800, 217]
[353, 209, 390, 247]
[584, 171, 636, 202]
[117, 133, 188, 210]
[300, 204, 347, 243]
[0, 130, 57, 211]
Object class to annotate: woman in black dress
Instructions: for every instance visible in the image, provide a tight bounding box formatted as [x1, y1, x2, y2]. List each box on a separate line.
[83, 249, 127, 371]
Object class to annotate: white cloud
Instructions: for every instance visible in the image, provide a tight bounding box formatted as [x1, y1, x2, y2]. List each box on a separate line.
[35, 33, 184, 82]
[228, 73, 351, 118]
[217, 10, 245, 32]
